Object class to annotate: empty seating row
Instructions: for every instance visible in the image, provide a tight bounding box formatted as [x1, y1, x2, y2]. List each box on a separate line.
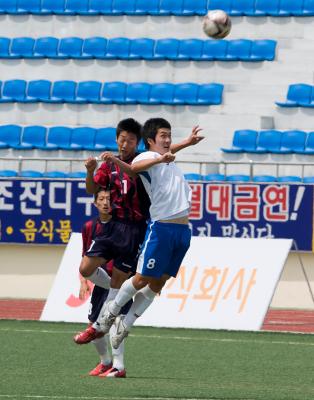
[0, 0, 313, 16]
[0, 169, 87, 178]
[221, 129, 314, 154]
[0, 37, 276, 62]
[0, 80, 224, 105]
[184, 173, 314, 183]
[276, 84, 314, 108]
[0, 125, 141, 151]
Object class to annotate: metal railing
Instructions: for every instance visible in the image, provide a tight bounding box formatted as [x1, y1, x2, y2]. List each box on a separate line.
[1, 156, 314, 179]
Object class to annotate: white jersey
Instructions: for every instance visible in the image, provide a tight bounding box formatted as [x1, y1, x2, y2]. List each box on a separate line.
[132, 151, 191, 221]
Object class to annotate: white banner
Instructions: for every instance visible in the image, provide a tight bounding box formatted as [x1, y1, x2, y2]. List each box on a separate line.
[41, 235, 292, 331]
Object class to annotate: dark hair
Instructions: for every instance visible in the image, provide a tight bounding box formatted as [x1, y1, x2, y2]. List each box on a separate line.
[141, 118, 171, 149]
[116, 118, 142, 143]
[94, 186, 110, 201]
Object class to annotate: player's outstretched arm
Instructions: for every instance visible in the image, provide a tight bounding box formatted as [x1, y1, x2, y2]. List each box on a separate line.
[85, 157, 99, 194]
[99, 151, 175, 176]
[170, 125, 204, 154]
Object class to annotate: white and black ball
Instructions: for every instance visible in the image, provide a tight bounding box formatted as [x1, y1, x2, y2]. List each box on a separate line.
[202, 9, 232, 39]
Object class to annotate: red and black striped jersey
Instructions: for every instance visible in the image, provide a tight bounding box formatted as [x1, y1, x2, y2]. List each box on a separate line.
[93, 154, 150, 223]
[81, 217, 113, 275]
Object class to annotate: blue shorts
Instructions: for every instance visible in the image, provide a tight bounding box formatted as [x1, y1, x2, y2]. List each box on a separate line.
[137, 221, 191, 278]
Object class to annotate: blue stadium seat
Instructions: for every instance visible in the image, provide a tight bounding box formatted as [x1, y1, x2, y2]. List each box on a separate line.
[0, 125, 22, 148]
[33, 37, 59, 58]
[85, 127, 117, 151]
[111, 0, 136, 14]
[278, 0, 304, 16]
[81, 37, 107, 59]
[225, 39, 252, 61]
[278, 130, 306, 153]
[134, 0, 159, 14]
[226, 174, 250, 182]
[24, 80, 52, 102]
[230, 0, 255, 16]
[303, 0, 314, 16]
[105, 37, 130, 59]
[253, 175, 277, 182]
[196, 83, 223, 105]
[125, 82, 151, 104]
[75, 81, 102, 103]
[20, 170, 43, 177]
[0, 170, 18, 177]
[221, 130, 258, 153]
[41, 0, 65, 14]
[100, 82, 127, 104]
[154, 38, 179, 60]
[89, 0, 112, 14]
[250, 40, 276, 62]
[208, 0, 231, 13]
[200, 40, 228, 61]
[69, 127, 96, 150]
[17, 125, 47, 149]
[172, 83, 199, 105]
[64, 0, 90, 15]
[58, 37, 83, 59]
[159, 0, 183, 15]
[46, 80, 77, 103]
[203, 173, 225, 181]
[276, 84, 313, 107]
[177, 39, 203, 60]
[39, 126, 72, 150]
[182, 0, 207, 15]
[138, 140, 146, 152]
[0, 79, 26, 102]
[43, 171, 68, 178]
[255, 130, 282, 153]
[148, 83, 175, 104]
[0, 0, 17, 13]
[129, 38, 154, 60]
[303, 176, 314, 183]
[184, 173, 203, 181]
[299, 132, 314, 155]
[0, 37, 10, 58]
[16, 0, 41, 14]
[10, 37, 35, 58]
[254, 0, 280, 16]
[277, 176, 302, 183]
[67, 171, 86, 178]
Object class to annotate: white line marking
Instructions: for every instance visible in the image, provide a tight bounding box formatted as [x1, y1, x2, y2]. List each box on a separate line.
[0, 396, 224, 400]
[0, 327, 313, 346]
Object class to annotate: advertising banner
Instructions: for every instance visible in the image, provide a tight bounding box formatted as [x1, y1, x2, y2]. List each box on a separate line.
[0, 179, 313, 251]
[41, 235, 292, 331]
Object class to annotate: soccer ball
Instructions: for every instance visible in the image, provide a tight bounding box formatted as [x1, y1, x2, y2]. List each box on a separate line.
[202, 9, 232, 39]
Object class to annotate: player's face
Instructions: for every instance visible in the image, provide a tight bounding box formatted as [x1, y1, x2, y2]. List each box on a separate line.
[117, 131, 138, 161]
[149, 128, 172, 154]
[95, 190, 111, 216]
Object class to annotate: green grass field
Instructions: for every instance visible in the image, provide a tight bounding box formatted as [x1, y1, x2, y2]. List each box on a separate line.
[0, 320, 313, 400]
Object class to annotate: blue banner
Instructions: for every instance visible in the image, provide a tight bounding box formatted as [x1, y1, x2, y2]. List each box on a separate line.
[0, 179, 313, 251]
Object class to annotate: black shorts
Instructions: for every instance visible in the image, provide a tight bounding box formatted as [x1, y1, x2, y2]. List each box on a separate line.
[88, 285, 133, 323]
[86, 219, 147, 274]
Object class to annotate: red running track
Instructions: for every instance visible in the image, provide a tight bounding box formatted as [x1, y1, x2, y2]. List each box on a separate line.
[0, 299, 313, 333]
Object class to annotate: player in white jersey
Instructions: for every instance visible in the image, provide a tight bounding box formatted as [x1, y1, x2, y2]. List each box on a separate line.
[97, 118, 203, 348]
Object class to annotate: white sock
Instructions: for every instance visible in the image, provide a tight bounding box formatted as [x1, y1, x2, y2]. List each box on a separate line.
[92, 288, 120, 330]
[106, 287, 119, 302]
[110, 278, 138, 316]
[86, 267, 111, 289]
[91, 334, 112, 366]
[110, 324, 125, 371]
[124, 286, 157, 328]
